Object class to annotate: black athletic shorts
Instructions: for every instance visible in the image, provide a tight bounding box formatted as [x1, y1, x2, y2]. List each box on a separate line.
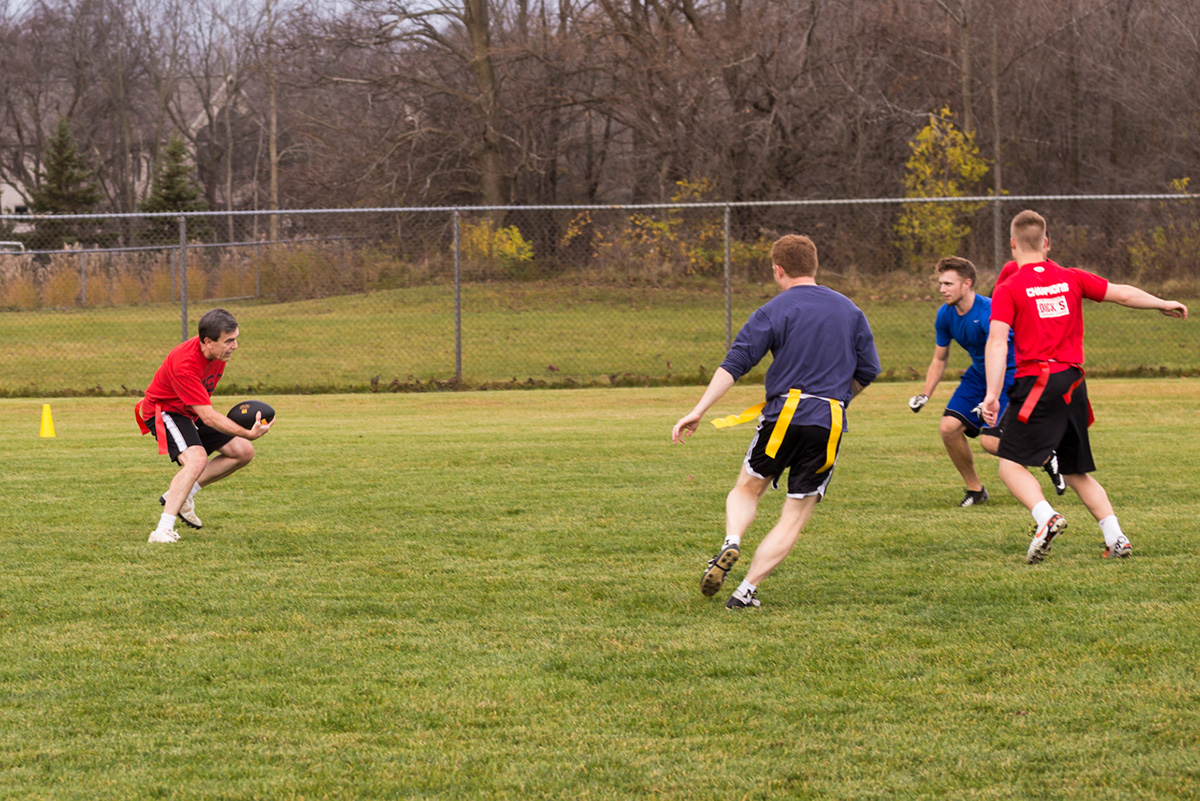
[744, 421, 843, 499]
[996, 367, 1095, 474]
[145, 411, 234, 464]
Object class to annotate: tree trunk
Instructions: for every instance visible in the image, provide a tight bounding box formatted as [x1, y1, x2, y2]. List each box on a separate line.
[463, 0, 506, 215]
[267, 0, 279, 241]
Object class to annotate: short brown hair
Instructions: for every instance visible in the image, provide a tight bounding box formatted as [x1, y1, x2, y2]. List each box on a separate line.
[1011, 210, 1047, 252]
[198, 308, 238, 342]
[934, 256, 976, 286]
[771, 235, 818, 278]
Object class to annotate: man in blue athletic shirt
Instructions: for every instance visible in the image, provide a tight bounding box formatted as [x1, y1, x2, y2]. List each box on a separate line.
[672, 235, 880, 610]
[909, 257, 1066, 506]
[910, 257, 1015, 506]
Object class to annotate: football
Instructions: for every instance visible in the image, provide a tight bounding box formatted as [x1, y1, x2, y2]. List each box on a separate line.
[227, 399, 275, 429]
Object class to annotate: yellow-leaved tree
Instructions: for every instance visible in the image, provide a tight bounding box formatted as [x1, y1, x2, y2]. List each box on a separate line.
[895, 108, 990, 271]
[1127, 178, 1200, 284]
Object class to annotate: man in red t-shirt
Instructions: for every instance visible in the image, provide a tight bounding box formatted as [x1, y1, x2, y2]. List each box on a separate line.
[981, 210, 1188, 564]
[137, 308, 274, 543]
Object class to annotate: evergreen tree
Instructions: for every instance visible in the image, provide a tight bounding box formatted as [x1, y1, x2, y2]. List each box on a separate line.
[29, 118, 101, 249]
[30, 118, 101, 214]
[141, 133, 210, 241]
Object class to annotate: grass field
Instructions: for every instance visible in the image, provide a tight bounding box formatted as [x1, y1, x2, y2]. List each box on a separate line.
[2, 380, 1198, 798]
[1, 282, 1196, 395]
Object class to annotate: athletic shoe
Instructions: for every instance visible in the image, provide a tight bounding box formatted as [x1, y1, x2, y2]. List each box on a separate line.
[959, 488, 989, 507]
[148, 528, 180, 543]
[1043, 452, 1067, 496]
[701, 543, 740, 597]
[1102, 535, 1133, 559]
[1026, 513, 1067, 564]
[160, 493, 202, 530]
[726, 588, 761, 609]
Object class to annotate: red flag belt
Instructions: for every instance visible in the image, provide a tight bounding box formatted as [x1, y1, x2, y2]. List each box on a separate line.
[135, 400, 169, 455]
[1016, 361, 1091, 426]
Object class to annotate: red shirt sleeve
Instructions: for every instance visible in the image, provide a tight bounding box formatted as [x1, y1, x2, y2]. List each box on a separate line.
[1073, 269, 1109, 302]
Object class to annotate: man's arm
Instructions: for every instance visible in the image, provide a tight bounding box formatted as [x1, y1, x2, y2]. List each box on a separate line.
[672, 367, 736, 444]
[910, 344, 950, 411]
[1103, 283, 1189, 319]
[921, 344, 950, 396]
[193, 404, 273, 440]
[979, 320, 1011, 425]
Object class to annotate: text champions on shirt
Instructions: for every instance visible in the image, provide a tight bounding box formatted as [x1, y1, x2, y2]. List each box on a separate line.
[1025, 282, 1069, 297]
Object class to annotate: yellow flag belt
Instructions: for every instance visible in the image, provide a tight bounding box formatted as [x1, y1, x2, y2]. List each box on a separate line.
[711, 388, 843, 473]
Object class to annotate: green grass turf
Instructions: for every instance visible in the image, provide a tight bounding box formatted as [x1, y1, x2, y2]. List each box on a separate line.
[1, 379, 1198, 798]
[1, 283, 1196, 395]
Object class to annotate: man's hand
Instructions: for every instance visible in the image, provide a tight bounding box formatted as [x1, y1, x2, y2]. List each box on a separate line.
[672, 411, 702, 444]
[247, 411, 274, 440]
[908, 394, 929, 413]
[1160, 301, 1189, 319]
[979, 397, 1000, 426]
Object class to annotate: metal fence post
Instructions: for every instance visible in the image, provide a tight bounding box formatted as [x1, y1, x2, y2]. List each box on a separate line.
[723, 205, 732, 351]
[179, 216, 188, 342]
[453, 209, 462, 382]
[80, 251, 86, 307]
[993, 196, 1004, 272]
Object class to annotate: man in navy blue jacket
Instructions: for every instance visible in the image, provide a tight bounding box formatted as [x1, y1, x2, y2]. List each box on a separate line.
[672, 235, 880, 609]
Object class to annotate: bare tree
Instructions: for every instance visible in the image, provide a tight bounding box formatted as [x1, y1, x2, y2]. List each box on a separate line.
[330, 0, 511, 208]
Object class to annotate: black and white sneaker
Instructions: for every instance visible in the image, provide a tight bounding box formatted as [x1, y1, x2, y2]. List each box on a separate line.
[701, 543, 740, 597]
[959, 487, 989, 507]
[726, 588, 761, 609]
[1043, 452, 1067, 496]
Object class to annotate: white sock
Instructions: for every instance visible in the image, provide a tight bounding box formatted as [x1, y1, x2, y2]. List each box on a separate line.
[735, 579, 757, 597]
[187, 482, 202, 502]
[1031, 501, 1056, 529]
[724, 534, 742, 548]
[158, 513, 176, 531]
[1098, 515, 1125, 547]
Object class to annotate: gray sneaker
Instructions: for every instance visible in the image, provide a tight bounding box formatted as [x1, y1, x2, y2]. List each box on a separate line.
[161, 493, 202, 530]
[701, 543, 740, 597]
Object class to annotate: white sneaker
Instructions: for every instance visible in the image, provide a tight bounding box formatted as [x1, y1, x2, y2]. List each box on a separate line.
[1026, 513, 1067, 564]
[1103, 535, 1132, 559]
[160, 493, 202, 530]
[148, 528, 180, 543]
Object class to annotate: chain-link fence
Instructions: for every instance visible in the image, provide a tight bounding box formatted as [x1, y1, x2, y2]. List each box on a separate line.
[1, 195, 1198, 397]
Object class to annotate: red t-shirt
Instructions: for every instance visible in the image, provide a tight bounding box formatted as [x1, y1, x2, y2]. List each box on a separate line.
[990, 261, 1108, 378]
[141, 337, 226, 421]
[994, 258, 1065, 288]
[994, 260, 1018, 287]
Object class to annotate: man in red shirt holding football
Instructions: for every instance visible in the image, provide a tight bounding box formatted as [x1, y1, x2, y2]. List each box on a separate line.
[980, 210, 1187, 564]
[137, 308, 274, 543]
